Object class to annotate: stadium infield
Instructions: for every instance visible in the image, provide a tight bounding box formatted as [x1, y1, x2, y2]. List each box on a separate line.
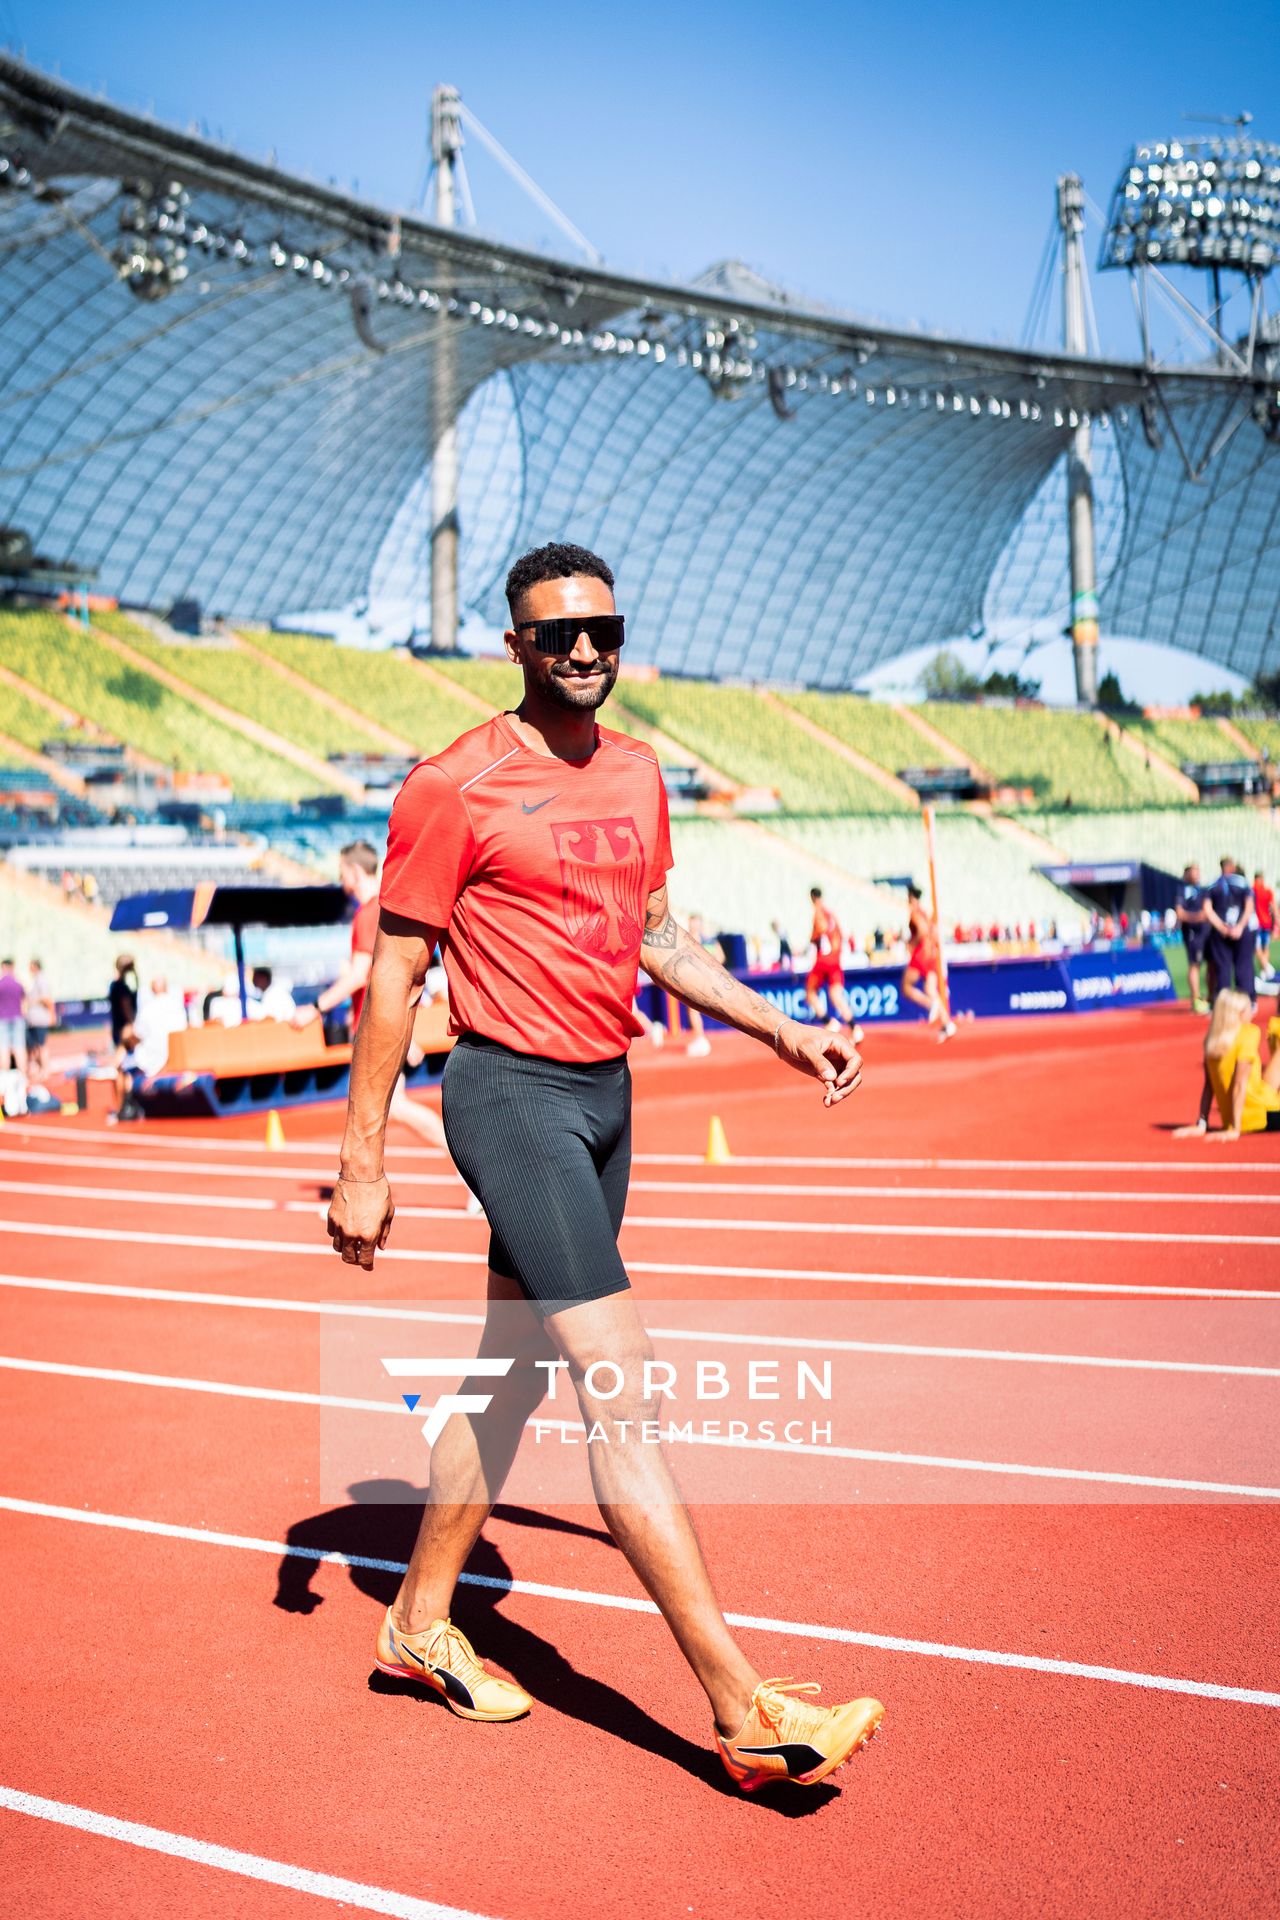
[1, 1004, 1277, 1919]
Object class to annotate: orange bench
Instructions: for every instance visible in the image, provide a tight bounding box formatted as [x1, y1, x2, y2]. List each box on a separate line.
[160, 999, 455, 1078]
[162, 1019, 351, 1077]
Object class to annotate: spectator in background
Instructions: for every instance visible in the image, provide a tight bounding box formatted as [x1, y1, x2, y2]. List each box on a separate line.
[804, 888, 854, 1032]
[1253, 871, 1274, 984]
[108, 954, 138, 1046]
[250, 966, 296, 1022]
[25, 960, 55, 1076]
[294, 840, 379, 1040]
[0, 959, 26, 1073]
[1175, 864, 1209, 1013]
[205, 972, 254, 1026]
[109, 1023, 144, 1124]
[134, 976, 188, 1074]
[1204, 857, 1256, 1003]
[1174, 989, 1280, 1140]
[768, 919, 793, 970]
[678, 913, 715, 1057]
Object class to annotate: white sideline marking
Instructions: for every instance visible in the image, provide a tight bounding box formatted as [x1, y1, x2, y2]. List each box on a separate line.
[2, 1219, 1278, 1300]
[0, 1786, 492, 1920]
[3, 1496, 1278, 1710]
[0, 1355, 394, 1414]
[2, 1181, 1273, 1247]
[5, 1275, 1279, 1379]
[1, 1354, 1275, 1498]
[5, 1122, 1271, 1174]
[397, 1205, 1280, 1249]
[6, 1148, 1276, 1208]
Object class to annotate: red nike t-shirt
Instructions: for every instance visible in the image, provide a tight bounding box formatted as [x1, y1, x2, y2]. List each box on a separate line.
[380, 713, 673, 1061]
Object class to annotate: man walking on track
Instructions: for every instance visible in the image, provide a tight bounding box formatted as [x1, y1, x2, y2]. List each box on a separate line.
[901, 882, 956, 1041]
[804, 886, 855, 1030]
[326, 542, 883, 1793]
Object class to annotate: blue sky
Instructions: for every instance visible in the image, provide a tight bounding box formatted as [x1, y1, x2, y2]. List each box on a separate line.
[11, 0, 1278, 348]
[7, 2, 1277, 699]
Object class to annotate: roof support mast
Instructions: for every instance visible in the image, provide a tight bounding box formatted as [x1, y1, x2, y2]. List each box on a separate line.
[428, 84, 462, 654]
[1058, 174, 1099, 708]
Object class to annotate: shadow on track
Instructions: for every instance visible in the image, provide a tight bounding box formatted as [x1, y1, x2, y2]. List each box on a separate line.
[274, 1479, 835, 1812]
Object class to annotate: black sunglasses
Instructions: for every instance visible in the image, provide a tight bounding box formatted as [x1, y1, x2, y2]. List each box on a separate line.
[515, 613, 625, 655]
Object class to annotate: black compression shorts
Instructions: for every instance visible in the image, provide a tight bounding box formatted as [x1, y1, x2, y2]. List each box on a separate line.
[441, 1031, 633, 1316]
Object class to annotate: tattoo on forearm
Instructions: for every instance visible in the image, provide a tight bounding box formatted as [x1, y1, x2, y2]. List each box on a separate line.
[642, 909, 679, 950]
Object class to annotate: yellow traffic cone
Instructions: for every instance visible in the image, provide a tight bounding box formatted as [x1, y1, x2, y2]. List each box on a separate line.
[705, 1114, 731, 1165]
[264, 1108, 287, 1151]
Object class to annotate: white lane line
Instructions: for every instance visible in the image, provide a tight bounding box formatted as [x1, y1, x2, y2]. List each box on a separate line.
[5, 1122, 1271, 1174]
[2, 1355, 1275, 1498]
[5, 1275, 1279, 1379]
[6, 1148, 1276, 1208]
[2, 1219, 1277, 1300]
[3, 1181, 1272, 1247]
[3, 1496, 1278, 1710]
[0, 1355, 394, 1414]
[0, 1786, 493, 1920]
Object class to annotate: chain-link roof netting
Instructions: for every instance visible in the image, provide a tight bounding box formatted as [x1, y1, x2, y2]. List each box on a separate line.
[2, 57, 1278, 681]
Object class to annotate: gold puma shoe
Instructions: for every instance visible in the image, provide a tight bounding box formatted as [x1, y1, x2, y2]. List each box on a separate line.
[716, 1678, 883, 1792]
[374, 1610, 532, 1722]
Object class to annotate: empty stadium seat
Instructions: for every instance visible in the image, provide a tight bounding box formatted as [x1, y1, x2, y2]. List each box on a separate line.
[910, 702, 1181, 808]
[0, 610, 313, 800]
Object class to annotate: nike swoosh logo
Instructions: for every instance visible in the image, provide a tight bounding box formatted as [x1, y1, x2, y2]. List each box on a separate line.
[521, 796, 557, 813]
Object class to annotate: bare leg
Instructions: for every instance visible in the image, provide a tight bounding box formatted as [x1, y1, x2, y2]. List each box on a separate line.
[900, 966, 934, 1017]
[388, 1079, 447, 1148]
[1188, 958, 1201, 1006]
[544, 1290, 760, 1734]
[828, 979, 854, 1026]
[391, 1270, 553, 1631]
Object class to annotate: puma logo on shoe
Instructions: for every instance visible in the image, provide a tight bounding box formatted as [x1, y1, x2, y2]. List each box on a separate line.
[734, 1741, 828, 1778]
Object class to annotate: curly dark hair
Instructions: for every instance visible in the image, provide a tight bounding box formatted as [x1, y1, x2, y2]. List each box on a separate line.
[504, 542, 614, 617]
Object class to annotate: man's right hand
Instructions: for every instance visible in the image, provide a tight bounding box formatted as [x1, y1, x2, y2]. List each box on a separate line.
[327, 1175, 395, 1270]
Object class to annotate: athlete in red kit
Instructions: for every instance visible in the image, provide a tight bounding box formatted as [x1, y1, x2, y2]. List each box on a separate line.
[325, 542, 884, 1792]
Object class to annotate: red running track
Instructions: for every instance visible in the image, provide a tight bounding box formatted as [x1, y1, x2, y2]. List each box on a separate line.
[1, 1006, 1277, 1918]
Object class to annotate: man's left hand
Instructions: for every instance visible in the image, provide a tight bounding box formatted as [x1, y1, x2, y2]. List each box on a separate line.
[776, 1020, 862, 1106]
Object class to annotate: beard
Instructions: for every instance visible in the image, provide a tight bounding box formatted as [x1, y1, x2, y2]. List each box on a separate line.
[541, 657, 618, 711]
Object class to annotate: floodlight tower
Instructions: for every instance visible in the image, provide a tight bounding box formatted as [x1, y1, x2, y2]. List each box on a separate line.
[428, 84, 463, 654]
[1058, 174, 1100, 707]
[1098, 128, 1280, 380]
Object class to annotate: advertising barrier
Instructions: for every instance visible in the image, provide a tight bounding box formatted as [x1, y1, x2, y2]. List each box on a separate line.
[639, 941, 1175, 1029]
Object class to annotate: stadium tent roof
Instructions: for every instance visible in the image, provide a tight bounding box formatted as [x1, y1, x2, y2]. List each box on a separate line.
[2, 57, 1278, 683]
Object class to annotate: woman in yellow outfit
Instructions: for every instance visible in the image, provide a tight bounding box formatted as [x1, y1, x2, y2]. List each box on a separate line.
[1174, 990, 1280, 1141]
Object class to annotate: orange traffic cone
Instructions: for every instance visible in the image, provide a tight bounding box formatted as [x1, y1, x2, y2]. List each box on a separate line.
[264, 1108, 287, 1151]
[705, 1114, 732, 1165]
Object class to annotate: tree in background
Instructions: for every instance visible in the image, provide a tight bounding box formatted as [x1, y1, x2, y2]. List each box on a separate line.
[981, 667, 1042, 700]
[921, 649, 981, 699]
[920, 651, 1041, 702]
[1097, 669, 1132, 712]
[1190, 689, 1237, 717]
[1249, 669, 1280, 715]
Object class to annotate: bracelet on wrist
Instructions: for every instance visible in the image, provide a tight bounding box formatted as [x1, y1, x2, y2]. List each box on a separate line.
[338, 1172, 387, 1184]
[772, 1017, 790, 1054]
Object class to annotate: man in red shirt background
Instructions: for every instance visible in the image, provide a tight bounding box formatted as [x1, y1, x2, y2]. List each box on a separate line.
[804, 886, 854, 1029]
[1254, 870, 1274, 984]
[295, 839, 450, 1151]
[326, 542, 883, 1793]
[293, 840, 380, 1035]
